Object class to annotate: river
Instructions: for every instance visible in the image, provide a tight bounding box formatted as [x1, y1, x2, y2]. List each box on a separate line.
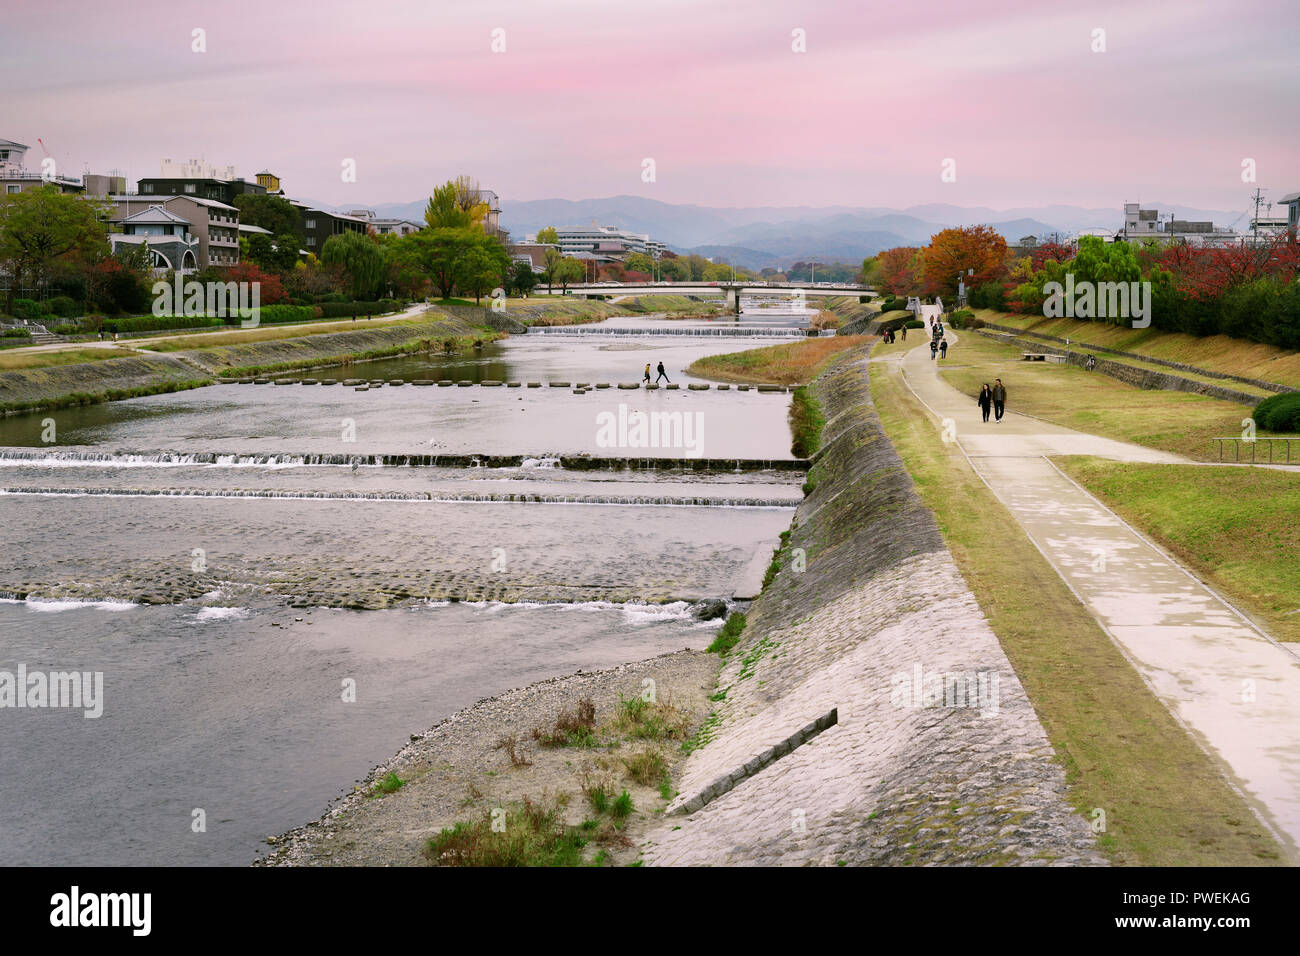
[0, 308, 807, 865]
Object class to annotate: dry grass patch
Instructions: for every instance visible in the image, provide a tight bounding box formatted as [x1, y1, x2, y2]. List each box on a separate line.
[687, 334, 874, 386]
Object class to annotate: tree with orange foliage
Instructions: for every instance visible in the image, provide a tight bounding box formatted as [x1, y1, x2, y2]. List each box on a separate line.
[920, 225, 1010, 298]
[875, 246, 923, 295]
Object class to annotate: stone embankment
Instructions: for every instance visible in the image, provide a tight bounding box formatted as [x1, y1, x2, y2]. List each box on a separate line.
[642, 346, 1104, 865]
[0, 313, 482, 414]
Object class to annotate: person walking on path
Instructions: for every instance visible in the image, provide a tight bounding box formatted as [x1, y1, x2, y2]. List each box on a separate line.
[977, 384, 992, 422]
[939, 338, 948, 359]
[901, 325, 907, 341]
[991, 378, 1007, 422]
[930, 339, 938, 361]
[655, 361, 670, 384]
[643, 363, 651, 384]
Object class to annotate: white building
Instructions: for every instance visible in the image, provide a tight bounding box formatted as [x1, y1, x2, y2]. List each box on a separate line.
[160, 157, 238, 180]
[545, 223, 666, 259]
[1120, 202, 1240, 247]
[346, 209, 422, 236]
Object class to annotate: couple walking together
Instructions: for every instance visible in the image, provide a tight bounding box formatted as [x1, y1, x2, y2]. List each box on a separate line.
[976, 379, 1006, 423]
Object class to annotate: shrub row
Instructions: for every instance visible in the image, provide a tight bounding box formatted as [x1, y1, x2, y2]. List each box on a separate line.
[1253, 393, 1300, 434]
[315, 300, 402, 319]
[103, 314, 225, 334]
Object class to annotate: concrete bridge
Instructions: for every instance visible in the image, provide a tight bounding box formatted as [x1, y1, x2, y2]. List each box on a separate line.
[534, 281, 875, 314]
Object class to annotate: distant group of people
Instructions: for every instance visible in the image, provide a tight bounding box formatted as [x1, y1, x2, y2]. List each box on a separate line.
[976, 379, 1007, 423]
[642, 362, 670, 384]
[927, 318, 949, 361]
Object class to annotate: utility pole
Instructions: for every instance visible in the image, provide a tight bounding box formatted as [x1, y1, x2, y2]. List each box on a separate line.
[1251, 187, 1266, 243]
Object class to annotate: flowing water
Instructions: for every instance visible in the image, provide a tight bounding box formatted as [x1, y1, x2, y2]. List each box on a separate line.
[0, 311, 808, 865]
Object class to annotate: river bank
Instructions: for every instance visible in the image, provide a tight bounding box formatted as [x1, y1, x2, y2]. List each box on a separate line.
[0, 310, 485, 416]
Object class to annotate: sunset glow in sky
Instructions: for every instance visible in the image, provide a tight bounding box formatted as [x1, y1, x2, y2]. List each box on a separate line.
[3, 0, 1297, 210]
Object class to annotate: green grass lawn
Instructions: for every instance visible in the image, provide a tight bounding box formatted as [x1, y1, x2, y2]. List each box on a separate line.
[940, 332, 1281, 461]
[1058, 457, 1300, 643]
[973, 309, 1300, 389]
[870, 355, 1286, 866]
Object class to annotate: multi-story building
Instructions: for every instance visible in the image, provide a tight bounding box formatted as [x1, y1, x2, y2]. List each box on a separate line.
[1281, 192, 1300, 238]
[547, 223, 664, 259]
[0, 139, 86, 195]
[107, 205, 200, 274]
[108, 195, 241, 269]
[290, 201, 369, 252]
[136, 174, 267, 205]
[1120, 202, 1240, 247]
[346, 209, 422, 236]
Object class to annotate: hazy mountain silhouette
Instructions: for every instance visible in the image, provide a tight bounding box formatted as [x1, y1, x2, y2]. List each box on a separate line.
[312, 194, 1246, 269]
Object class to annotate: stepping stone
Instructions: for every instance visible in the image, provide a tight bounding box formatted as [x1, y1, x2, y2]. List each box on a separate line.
[717, 384, 730, 390]
[688, 383, 709, 390]
[273, 379, 298, 385]
[757, 384, 784, 392]
[411, 380, 434, 386]
[320, 380, 337, 385]
[369, 380, 384, 385]
[666, 384, 680, 390]
[437, 380, 453, 386]
[646, 383, 660, 390]
[300, 379, 318, 385]
[506, 382, 521, 387]
[549, 381, 570, 387]
[481, 381, 503, 387]
[527, 382, 542, 388]
[354, 386, 369, 391]
[595, 383, 610, 389]
[737, 385, 751, 391]
[457, 381, 474, 387]
[253, 379, 270, 384]
[343, 379, 364, 386]
[388, 379, 405, 386]
[617, 383, 639, 389]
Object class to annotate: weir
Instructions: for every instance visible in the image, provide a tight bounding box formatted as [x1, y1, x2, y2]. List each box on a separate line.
[0, 449, 809, 471]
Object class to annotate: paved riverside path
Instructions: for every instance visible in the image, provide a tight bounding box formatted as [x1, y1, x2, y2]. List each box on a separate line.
[880, 333, 1300, 856]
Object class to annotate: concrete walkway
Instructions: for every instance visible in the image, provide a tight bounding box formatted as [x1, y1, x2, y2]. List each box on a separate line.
[877, 333, 1300, 858]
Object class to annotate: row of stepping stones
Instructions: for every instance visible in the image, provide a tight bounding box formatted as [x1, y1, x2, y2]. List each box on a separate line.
[222, 379, 788, 392]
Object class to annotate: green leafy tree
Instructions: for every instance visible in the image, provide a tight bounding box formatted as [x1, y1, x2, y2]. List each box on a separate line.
[624, 251, 654, 274]
[232, 194, 302, 239]
[320, 230, 384, 299]
[556, 257, 584, 292]
[541, 247, 563, 292]
[658, 257, 688, 281]
[536, 226, 558, 245]
[413, 227, 478, 299]
[0, 186, 109, 305]
[509, 260, 538, 296]
[424, 181, 472, 230]
[245, 232, 301, 273]
[455, 235, 511, 302]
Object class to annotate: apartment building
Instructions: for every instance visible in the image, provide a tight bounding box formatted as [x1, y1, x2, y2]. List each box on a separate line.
[108, 195, 241, 269]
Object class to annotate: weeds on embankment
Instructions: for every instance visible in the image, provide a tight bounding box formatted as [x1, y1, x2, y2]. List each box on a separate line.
[789, 387, 825, 458]
[426, 692, 695, 866]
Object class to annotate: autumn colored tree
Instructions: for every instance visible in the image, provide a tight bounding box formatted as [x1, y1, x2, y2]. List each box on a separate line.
[874, 246, 923, 296]
[222, 262, 289, 304]
[920, 225, 1009, 298]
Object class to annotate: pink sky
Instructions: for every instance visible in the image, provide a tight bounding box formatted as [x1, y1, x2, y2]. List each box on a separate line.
[3, 0, 1297, 211]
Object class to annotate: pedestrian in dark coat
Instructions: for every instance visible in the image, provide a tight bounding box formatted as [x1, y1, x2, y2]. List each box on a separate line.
[977, 384, 992, 422]
[991, 378, 1007, 422]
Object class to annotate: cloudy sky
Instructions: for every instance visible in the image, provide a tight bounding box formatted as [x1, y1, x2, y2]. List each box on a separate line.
[3, 0, 1296, 213]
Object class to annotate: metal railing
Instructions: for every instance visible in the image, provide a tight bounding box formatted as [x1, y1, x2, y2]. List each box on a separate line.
[1214, 436, 1300, 464]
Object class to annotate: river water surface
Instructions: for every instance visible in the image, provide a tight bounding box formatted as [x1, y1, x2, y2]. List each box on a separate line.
[0, 310, 807, 865]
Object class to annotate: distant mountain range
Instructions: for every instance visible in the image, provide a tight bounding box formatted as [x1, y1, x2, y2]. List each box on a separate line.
[307, 195, 1247, 270]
